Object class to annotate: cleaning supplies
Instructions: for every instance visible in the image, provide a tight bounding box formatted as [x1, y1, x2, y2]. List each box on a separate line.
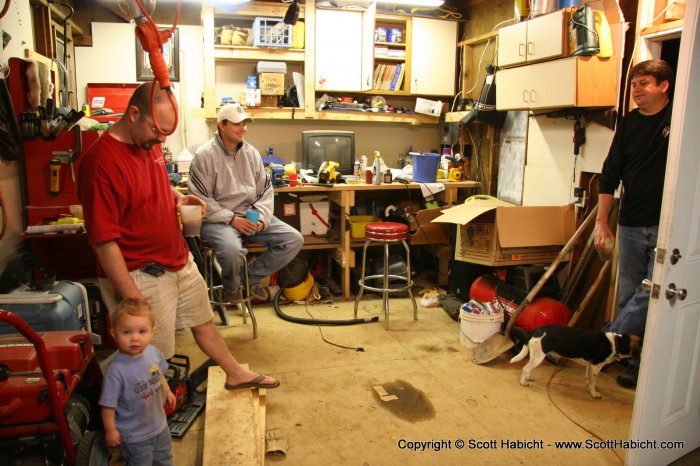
[373, 151, 382, 185]
[570, 4, 600, 56]
[593, 10, 613, 58]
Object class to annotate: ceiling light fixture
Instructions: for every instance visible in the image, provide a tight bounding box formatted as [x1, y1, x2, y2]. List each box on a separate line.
[375, 0, 445, 6]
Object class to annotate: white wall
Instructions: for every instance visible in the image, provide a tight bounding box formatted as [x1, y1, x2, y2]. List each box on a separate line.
[74, 22, 210, 156]
[74, 22, 440, 163]
[522, 116, 613, 206]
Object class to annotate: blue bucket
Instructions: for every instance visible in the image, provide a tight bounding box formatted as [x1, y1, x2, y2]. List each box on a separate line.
[413, 153, 441, 183]
[558, 0, 577, 8]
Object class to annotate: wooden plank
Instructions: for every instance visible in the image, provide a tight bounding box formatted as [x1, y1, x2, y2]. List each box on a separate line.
[203, 366, 261, 466]
[257, 389, 267, 463]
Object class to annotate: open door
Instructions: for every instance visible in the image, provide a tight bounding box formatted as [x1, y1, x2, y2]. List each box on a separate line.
[628, 2, 700, 464]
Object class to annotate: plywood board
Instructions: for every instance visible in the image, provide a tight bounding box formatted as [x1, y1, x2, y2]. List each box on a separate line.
[203, 366, 261, 466]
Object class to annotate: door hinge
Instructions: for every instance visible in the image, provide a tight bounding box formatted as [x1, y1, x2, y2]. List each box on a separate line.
[656, 248, 666, 264]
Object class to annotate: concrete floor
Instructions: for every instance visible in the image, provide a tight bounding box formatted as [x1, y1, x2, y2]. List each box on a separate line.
[164, 295, 651, 466]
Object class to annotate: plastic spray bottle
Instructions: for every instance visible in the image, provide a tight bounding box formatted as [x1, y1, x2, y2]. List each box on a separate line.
[373, 151, 382, 185]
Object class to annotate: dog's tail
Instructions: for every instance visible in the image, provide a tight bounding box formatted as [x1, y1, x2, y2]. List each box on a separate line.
[509, 326, 531, 363]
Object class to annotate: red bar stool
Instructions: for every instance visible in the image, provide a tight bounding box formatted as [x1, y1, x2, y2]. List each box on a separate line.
[354, 222, 417, 329]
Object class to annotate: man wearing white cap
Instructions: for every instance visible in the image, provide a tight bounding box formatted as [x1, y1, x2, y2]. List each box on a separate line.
[189, 103, 303, 303]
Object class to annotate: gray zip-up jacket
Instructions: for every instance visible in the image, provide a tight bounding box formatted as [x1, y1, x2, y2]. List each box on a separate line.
[188, 132, 273, 227]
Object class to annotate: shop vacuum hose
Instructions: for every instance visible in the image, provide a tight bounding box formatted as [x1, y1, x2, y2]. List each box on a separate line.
[272, 286, 379, 326]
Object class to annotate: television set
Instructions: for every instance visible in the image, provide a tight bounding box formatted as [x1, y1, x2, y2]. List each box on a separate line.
[302, 130, 355, 175]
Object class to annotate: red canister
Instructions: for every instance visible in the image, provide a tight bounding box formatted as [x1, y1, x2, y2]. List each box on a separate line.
[365, 169, 373, 184]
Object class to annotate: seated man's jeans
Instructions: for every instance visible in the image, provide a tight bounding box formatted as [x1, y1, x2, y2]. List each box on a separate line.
[603, 225, 658, 341]
[202, 216, 304, 291]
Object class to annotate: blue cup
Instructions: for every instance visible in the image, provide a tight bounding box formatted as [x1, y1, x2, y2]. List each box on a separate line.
[245, 209, 260, 235]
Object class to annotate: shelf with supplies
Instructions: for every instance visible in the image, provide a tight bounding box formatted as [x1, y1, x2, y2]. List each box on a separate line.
[270, 181, 478, 298]
[371, 15, 409, 94]
[199, 1, 457, 124]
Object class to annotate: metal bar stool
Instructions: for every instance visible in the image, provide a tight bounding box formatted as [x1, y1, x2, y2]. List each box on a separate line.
[354, 222, 417, 329]
[199, 240, 258, 339]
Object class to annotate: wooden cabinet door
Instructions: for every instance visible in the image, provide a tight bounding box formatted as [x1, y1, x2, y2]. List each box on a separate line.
[499, 10, 568, 68]
[410, 17, 457, 95]
[525, 10, 569, 64]
[315, 9, 363, 92]
[496, 66, 531, 110]
[498, 21, 528, 68]
[527, 58, 577, 108]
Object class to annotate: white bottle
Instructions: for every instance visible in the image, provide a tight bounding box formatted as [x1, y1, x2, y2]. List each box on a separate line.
[373, 151, 382, 185]
[360, 155, 368, 173]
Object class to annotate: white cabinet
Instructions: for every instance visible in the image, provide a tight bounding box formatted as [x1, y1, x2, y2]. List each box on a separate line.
[315, 8, 373, 92]
[410, 17, 458, 96]
[496, 56, 618, 110]
[498, 10, 569, 68]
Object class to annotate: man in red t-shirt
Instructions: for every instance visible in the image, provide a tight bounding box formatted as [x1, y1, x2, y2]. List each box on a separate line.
[79, 82, 279, 390]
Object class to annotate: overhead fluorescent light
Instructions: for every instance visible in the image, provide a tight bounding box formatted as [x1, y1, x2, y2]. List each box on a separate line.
[375, 0, 445, 6]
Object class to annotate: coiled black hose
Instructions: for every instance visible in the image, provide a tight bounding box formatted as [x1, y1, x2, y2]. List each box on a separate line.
[272, 285, 379, 326]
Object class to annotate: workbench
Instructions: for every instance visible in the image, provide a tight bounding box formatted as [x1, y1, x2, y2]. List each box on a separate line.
[24, 180, 478, 300]
[266, 180, 478, 298]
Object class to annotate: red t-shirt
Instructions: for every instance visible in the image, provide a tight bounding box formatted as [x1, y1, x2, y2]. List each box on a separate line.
[78, 131, 189, 277]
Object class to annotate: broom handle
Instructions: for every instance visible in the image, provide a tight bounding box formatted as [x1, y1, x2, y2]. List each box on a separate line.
[504, 204, 599, 336]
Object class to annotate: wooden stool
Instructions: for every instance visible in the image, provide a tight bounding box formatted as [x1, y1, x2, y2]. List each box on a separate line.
[354, 222, 417, 329]
[198, 239, 257, 339]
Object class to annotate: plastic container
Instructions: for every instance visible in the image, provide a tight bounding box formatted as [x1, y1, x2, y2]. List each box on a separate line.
[349, 216, 380, 239]
[459, 306, 503, 349]
[253, 17, 292, 48]
[0, 281, 88, 334]
[412, 152, 441, 183]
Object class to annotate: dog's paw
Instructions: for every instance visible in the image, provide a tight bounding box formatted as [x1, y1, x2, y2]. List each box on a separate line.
[519, 379, 530, 386]
[590, 391, 602, 399]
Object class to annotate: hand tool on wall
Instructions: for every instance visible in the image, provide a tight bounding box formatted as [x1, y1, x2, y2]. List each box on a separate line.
[49, 158, 61, 195]
[573, 117, 586, 155]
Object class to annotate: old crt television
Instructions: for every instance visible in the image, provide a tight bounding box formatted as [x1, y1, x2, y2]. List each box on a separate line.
[302, 130, 355, 175]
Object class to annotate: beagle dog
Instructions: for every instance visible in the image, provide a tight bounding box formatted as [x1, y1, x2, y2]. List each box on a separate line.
[510, 325, 642, 398]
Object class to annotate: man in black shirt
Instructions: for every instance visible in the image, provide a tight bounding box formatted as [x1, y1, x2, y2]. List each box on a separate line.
[595, 59, 674, 389]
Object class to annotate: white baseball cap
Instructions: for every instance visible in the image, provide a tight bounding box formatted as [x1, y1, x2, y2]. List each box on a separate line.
[217, 103, 253, 124]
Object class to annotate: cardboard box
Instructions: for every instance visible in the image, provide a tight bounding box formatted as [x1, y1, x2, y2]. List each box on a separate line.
[433, 197, 575, 266]
[409, 208, 449, 245]
[274, 192, 300, 230]
[259, 72, 285, 95]
[261, 95, 278, 107]
[300, 197, 330, 236]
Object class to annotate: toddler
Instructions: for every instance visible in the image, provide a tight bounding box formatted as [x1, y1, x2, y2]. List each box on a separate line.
[100, 298, 176, 465]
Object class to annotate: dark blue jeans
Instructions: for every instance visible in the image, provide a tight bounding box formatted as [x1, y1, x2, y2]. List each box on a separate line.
[604, 225, 658, 340]
[120, 427, 173, 466]
[202, 216, 304, 290]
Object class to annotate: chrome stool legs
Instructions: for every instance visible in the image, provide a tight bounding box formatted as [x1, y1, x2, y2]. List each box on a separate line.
[202, 246, 257, 339]
[353, 235, 417, 330]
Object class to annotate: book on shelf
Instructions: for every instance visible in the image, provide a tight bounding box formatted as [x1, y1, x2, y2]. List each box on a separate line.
[390, 63, 404, 91]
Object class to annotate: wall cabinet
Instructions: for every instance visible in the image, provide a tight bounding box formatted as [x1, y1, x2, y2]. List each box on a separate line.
[198, 1, 457, 124]
[496, 56, 617, 110]
[410, 17, 458, 96]
[498, 9, 569, 68]
[314, 7, 374, 92]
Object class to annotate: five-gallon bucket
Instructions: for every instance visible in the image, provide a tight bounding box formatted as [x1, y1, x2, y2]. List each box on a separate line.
[413, 153, 440, 183]
[459, 307, 504, 349]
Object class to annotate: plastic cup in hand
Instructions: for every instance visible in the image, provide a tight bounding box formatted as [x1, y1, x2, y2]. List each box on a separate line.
[180, 205, 203, 237]
[245, 209, 260, 235]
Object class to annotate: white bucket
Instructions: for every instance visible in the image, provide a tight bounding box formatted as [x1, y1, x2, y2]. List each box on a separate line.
[459, 308, 503, 349]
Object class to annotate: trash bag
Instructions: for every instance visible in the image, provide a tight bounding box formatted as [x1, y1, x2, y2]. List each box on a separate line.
[460, 65, 508, 129]
[0, 75, 23, 162]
